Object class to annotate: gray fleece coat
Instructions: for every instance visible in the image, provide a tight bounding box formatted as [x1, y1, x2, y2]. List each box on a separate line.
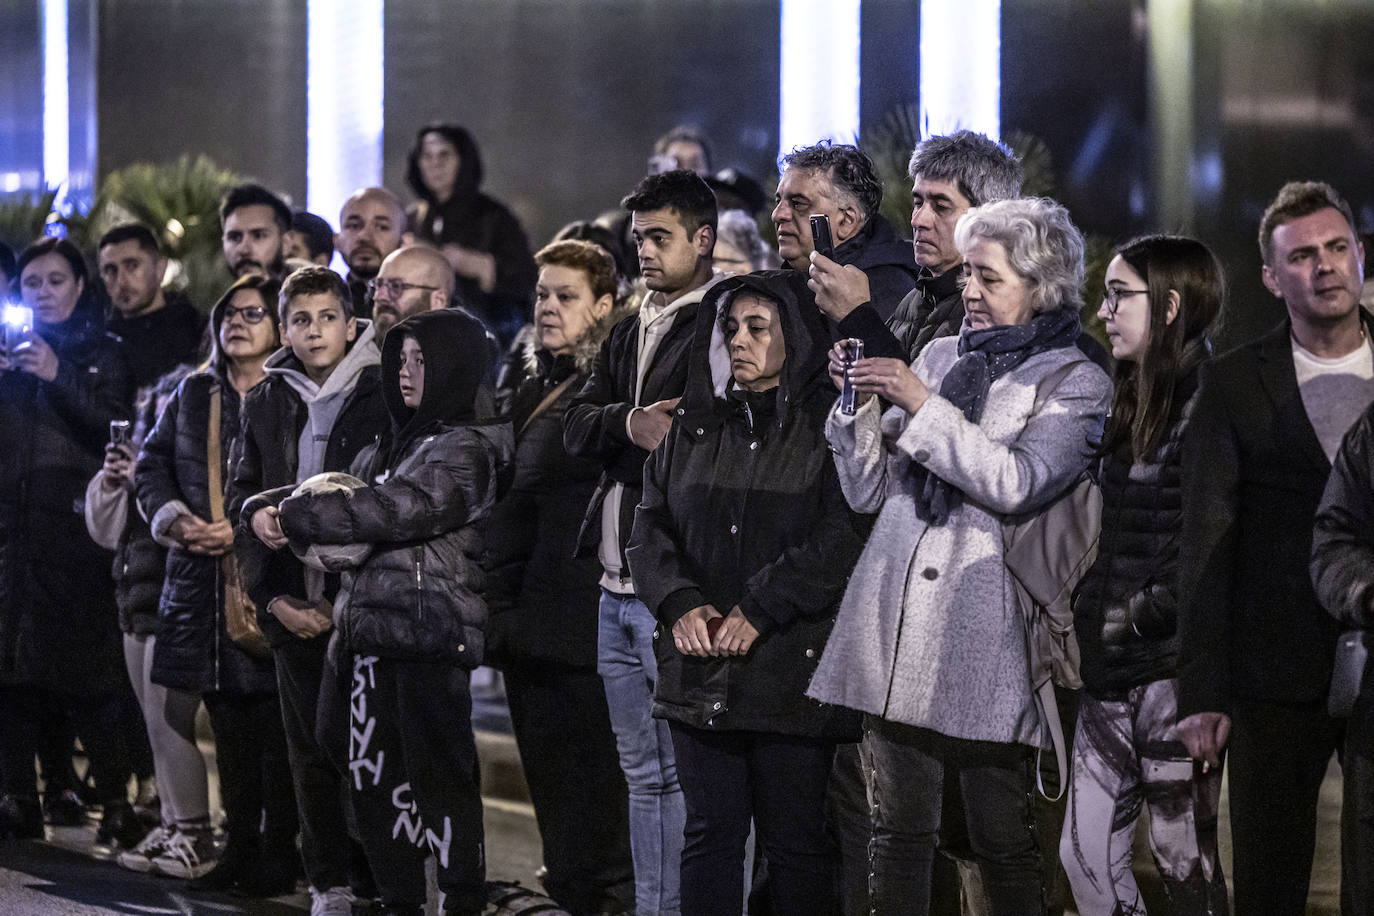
[807, 334, 1111, 745]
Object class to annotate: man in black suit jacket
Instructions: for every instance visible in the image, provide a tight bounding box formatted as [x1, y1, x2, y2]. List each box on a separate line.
[1178, 181, 1370, 914]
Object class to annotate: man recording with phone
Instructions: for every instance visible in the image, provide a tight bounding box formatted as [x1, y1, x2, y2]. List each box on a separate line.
[809, 131, 1023, 361]
[773, 141, 918, 332]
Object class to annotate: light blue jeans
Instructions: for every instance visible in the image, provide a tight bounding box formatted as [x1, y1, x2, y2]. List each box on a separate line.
[597, 589, 684, 916]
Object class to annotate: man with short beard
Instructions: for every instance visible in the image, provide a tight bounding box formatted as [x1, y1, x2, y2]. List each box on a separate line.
[368, 245, 453, 340]
[99, 223, 205, 390]
[337, 187, 406, 321]
[220, 183, 290, 280]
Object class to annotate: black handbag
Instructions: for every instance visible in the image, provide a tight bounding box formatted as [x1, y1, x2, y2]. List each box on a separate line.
[1329, 629, 1370, 718]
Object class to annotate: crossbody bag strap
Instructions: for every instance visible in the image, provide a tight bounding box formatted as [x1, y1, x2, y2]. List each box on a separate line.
[517, 374, 578, 439]
[207, 384, 224, 522]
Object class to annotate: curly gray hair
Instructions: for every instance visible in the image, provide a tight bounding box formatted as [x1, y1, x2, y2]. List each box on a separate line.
[953, 197, 1085, 313]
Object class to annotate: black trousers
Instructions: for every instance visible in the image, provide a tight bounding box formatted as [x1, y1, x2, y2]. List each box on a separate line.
[504, 659, 635, 914]
[276, 633, 355, 891]
[345, 655, 486, 913]
[1227, 696, 1343, 916]
[0, 684, 132, 806]
[669, 722, 840, 916]
[1345, 691, 1374, 916]
[204, 691, 297, 856]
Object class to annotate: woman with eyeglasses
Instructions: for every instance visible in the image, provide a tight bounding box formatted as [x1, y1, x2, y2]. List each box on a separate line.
[1060, 236, 1229, 915]
[134, 274, 292, 886]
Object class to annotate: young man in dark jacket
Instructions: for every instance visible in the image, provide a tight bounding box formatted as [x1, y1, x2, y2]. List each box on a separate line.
[562, 169, 719, 916]
[275, 308, 515, 916]
[233, 266, 387, 909]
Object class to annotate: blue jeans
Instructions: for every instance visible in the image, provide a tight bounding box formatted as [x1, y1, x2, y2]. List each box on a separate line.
[597, 589, 684, 916]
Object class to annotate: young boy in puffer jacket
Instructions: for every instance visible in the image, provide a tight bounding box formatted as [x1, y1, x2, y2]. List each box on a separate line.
[273, 308, 514, 916]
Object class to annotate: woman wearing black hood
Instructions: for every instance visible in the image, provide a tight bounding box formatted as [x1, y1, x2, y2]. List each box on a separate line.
[626, 271, 870, 915]
[405, 122, 538, 347]
[0, 237, 135, 838]
[277, 308, 515, 916]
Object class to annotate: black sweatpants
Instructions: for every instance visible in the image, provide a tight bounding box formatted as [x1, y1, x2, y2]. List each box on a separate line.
[203, 691, 297, 858]
[346, 654, 485, 914]
[276, 633, 355, 891]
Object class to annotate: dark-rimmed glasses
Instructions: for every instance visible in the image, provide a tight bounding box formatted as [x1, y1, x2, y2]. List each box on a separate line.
[1101, 287, 1149, 319]
[223, 304, 269, 324]
[367, 278, 438, 300]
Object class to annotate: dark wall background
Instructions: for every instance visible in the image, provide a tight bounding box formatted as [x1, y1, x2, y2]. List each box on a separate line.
[0, 2, 44, 189]
[383, 0, 782, 248]
[97, 0, 308, 204]
[74, 0, 1374, 345]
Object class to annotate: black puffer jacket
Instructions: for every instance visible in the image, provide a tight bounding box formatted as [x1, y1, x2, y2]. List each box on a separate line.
[627, 271, 870, 738]
[485, 313, 627, 669]
[135, 367, 276, 695]
[278, 309, 515, 666]
[1073, 346, 1204, 695]
[230, 343, 387, 647]
[0, 295, 134, 695]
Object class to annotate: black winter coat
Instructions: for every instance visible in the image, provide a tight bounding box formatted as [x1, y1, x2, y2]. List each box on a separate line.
[135, 369, 276, 695]
[563, 299, 700, 574]
[230, 362, 387, 647]
[627, 272, 870, 739]
[826, 213, 921, 323]
[1073, 351, 1204, 695]
[0, 298, 133, 695]
[486, 346, 606, 668]
[1311, 398, 1374, 703]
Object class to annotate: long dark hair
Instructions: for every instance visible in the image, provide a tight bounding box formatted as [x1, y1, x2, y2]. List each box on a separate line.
[1106, 235, 1224, 458]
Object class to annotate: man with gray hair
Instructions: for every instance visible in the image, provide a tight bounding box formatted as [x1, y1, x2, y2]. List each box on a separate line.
[773, 141, 919, 322]
[811, 130, 1022, 360]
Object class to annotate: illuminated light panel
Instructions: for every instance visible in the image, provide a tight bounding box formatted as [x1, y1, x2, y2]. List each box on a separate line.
[42, 0, 69, 206]
[920, 0, 1001, 140]
[307, 0, 384, 219]
[779, 0, 861, 158]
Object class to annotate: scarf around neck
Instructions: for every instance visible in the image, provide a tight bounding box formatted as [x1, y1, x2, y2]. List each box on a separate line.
[912, 306, 1081, 524]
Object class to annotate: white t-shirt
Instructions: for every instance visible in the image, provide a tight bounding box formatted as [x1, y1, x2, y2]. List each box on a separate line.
[1292, 335, 1374, 461]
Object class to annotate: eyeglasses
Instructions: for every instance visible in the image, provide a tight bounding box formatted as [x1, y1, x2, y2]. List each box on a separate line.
[367, 278, 438, 300]
[1101, 287, 1149, 319]
[223, 304, 269, 324]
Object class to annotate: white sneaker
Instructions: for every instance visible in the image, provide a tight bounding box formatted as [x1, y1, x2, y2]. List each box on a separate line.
[150, 828, 219, 880]
[310, 885, 356, 916]
[115, 824, 172, 873]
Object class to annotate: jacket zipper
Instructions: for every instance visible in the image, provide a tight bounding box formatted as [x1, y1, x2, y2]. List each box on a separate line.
[413, 547, 425, 622]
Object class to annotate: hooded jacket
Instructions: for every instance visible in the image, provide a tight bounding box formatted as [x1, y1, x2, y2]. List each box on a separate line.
[626, 271, 871, 738]
[277, 308, 515, 666]
[404, 124, 537, 346]
[804, 213, 920, 325]
[0, 294, 134, 695]
[134, 295, 275, 694]
[231, 324, 388, 647]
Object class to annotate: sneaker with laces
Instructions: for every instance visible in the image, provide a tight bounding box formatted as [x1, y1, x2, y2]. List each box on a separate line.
[311, 885, 356, 916]
[116, 824, 173, 873]
[150, 829, 219, 880]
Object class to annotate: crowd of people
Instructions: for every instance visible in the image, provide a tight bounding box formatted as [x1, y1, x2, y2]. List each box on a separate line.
[0, 118, 1369, 916]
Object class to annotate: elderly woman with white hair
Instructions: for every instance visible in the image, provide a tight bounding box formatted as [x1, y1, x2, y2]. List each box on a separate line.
[808, 197, 1112, 914]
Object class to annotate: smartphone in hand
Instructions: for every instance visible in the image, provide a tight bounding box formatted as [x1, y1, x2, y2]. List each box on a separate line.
[809, 214, 835, 261]
[840, 338, 864, 415]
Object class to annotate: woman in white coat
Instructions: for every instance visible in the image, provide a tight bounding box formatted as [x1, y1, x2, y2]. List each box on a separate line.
[808, 197, 1112, 915]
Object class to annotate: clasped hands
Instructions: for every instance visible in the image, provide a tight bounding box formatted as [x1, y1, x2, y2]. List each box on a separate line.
[673, 605, 759, 658]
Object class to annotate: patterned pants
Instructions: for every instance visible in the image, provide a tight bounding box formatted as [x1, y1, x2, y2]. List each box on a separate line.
[1060, 679, 1228, 916]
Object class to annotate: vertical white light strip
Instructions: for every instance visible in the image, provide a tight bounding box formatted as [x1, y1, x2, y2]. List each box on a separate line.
[920, 0, 1001, 139]
[307, 0, 384, 219]
[42, 0, 69, 206]
[779, 0, 861, 157]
